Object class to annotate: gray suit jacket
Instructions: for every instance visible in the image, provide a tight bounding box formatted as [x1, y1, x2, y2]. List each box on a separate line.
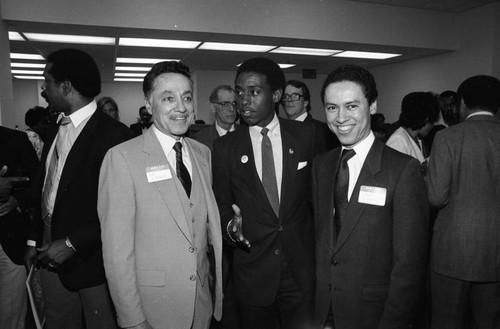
[98, 128, 223, 328]
[427, 114, 500, 281]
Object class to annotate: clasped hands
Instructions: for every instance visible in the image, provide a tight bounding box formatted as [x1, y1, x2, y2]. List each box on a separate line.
[227, 204, 251, 248]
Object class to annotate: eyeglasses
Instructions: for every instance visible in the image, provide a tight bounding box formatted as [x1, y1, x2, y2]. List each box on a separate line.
[282, 93, 304, 102]
[212, 101, 237, 110]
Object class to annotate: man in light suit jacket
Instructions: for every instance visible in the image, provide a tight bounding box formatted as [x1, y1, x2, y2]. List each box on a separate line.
[98, 61, 223, 329]
[193, 84, 239, 151]
[427, 75, 500, 329]
[24, 49, 132, 329]
[212, 58, 315, 329]
[313, 65, 429, 329]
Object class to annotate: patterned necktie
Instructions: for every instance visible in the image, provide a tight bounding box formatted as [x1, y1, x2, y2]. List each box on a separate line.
[173, 142, 192, 197]
[333, 148, 356, 237]
[261, 128, 279, 217]
[41, 115, 72, 219]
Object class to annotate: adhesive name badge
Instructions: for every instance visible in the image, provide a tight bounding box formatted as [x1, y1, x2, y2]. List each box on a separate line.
[146, 165, 172, 183]
[358, 185, 387, 206]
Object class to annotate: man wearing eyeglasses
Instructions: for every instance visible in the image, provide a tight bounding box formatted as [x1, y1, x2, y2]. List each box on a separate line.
[281, 80, 339, 154]
[193, 85, 239, 151]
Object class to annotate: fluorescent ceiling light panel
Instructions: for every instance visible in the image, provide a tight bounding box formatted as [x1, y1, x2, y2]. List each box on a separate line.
[11, 69, 44, 75]
[334, 51, 401, 59]
[199, 42, 274, 52]
[271, 47, 341, 56]
[14, 75, 44, 80]
[115, 72, 147, 77]
[21, 33, 115, 45]
[114, 78, 143, 82]
[119, 38, 200, 49]
[278, 64, 296, 69]
[11, 63, 46, 68]
[117, 57, 179, 64]
[8, 32, 24, 41]
[10, 53, 45, 60]
[115, 66, 152, 72]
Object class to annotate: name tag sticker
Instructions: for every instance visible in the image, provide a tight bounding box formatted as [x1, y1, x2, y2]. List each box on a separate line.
[146, 165, 172, 183]
[358, 185, 386, 206]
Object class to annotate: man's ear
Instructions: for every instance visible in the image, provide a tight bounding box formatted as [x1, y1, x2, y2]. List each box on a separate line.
[369, 100, 377, 115]
[304, 100, 310, 109]
[61, 80, 73, 96]
[273, 89, 282, 104]
[145, 98, 153, 114]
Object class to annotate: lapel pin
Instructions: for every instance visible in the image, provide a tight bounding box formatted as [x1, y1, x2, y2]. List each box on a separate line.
[241, 155, 248, 163]
[289, 148, 294, 155]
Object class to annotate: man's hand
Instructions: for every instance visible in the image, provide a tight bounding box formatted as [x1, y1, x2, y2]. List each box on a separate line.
[227, 204, 251, 248]
[36, 238, 75, 269]
[0, 195, 19, 217]
[24, 246, 37, 271]
[0, 165, 29, 199]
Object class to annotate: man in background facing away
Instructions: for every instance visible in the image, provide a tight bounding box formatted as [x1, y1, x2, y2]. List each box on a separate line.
[98, 61, 223, 329]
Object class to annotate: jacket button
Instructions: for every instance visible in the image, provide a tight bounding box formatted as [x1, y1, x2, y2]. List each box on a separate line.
[331, 257, 337, 266]
[189, 247, 195, 253]
[274, 249, 281, 255]
[190, 275, 196, 281]
[278, 225, 283, 231]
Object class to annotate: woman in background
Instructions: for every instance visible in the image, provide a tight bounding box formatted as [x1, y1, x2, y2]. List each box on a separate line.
[97, 96, 120, 121]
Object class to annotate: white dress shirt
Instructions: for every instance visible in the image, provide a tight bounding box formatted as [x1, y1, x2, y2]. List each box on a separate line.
[386, 126, 425, 163]
[152, 124, 192, 177]
[215, 121, 235, 137]
[294, 112, 308, 122]
[342, 131, 375, 201]
[248, 113, 283, 200]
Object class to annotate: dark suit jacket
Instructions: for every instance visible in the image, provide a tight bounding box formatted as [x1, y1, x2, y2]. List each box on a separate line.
[0, 127, 39, 265]
[212, 118, 315, 306]
[313, 138, 429, 329]
[130, 122, 151, 137]
[427, 115, 500, 282]
[30, 110, 132, 290]
[304, 114, 339, 155]
[193, 123, 240, 151]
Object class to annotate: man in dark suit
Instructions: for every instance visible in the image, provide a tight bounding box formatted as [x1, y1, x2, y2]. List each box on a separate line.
[193, 84, 239, 151]
[0, 126, 38, 329]
[130, 106, 152, 136]
[24, 48, 132, 329]
[427, 75, 500, 329]
[313, 65, 429, 329]
[212, 57, 315, 329]
[281, 79, 339, 154]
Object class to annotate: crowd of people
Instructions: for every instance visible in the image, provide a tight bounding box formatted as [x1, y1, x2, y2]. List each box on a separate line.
[0, 48, 499, 329]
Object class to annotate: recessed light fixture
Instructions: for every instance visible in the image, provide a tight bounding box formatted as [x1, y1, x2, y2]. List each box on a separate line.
[16, 32, 116, 45]
[119, 38, 200, 49]
[333, 51, 401, 59]
[114, 78, 143, 82]
[8, 32, 24, 41]
[116, 57, 179, 64]
[115, 66, 152, 72]
[10, 53, 45, 60]
[236, 63, 295, 69]
[14, 75, 44, 80]
[200, 42, 275, 52]
[11, 63, 46, 68]
[115, 72, 147, 77]
[271, 47, 342, 56]
[11, 69, 44, 75]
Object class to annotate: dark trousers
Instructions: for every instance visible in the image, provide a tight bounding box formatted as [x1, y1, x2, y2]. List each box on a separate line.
[431, 271, 500, 329]
[238, 262, 313, 329]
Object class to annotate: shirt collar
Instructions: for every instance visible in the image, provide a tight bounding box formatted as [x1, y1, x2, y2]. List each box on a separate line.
[249, 112, 280, 140]
[343, 131, 375, 161]
[295, 112, 308, 122]
[466, 111, 494, 120]
[152, 124, 183, 151]
[59, 100, 97, 128]
[215, 121, 235, 136]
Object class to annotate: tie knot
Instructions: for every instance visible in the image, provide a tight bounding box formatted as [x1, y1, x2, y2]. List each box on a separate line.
[341, 148, 356, 163]
[261, 128, 269, 137]
[173, 141, 182, 154]
[58, 115, 71, 126]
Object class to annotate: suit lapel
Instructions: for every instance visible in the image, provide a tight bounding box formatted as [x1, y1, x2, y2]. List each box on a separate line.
[55, 111, 100, 206]
[143, 129, 192, 244]
[333, 140, 384, 254]
[279, 119, 298, 224]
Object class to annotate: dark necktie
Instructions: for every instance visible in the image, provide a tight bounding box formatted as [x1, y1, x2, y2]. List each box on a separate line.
[261, 128, 279, 217]
[173, 142, 192, 197]
[333, 148, 356, 237]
